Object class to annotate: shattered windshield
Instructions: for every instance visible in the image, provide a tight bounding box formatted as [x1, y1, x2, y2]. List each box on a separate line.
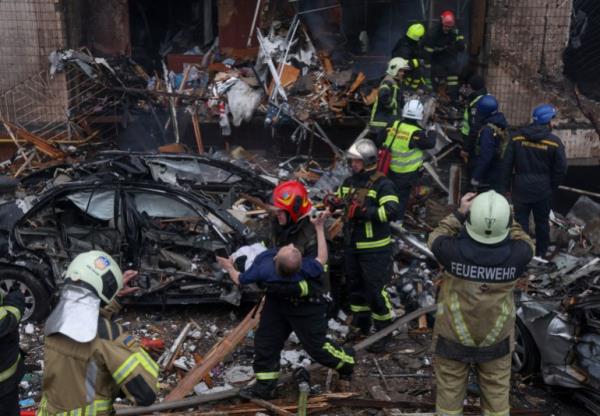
[66, 191, 115, 221]
[132, 192, 198, 218]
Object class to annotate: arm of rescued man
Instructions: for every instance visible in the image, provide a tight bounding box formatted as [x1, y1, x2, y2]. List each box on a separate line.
[101, 332, 159, 406]
[0, 290, 25, 337]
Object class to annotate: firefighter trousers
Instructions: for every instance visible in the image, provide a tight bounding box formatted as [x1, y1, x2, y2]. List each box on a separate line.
[434, 353, 511, 416]
[253, 297, 355, 385]
[345, 247, 394, 333]
[0, 383, 19, 416]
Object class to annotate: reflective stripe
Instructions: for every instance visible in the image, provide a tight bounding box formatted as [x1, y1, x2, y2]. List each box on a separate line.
[377, 206, 387, 222]
[372, 311, 393, 321]
[356, 237, 391, 250]
[372, 289, 393, 321]
[338, 186, 350, 197]
[456, 35, 465, 40]
[0, 305, 22, 322]
[323, 342, 355, 366]
[540, 139, 559, 147]
[367, 190, 377, 199]
[365, 221, 373, 239]
[461, 95, 484, 135]
[256, 371, 279, 380]
[298, 280, 309, 297]
[384, 122, 424, 173]
[137, 349, 159, 377]
[379, 195, 399, 205]
[481, 296, 512, 347]
[448, 293, 476, 347]
[350, 304, 370, 313]
[323, 264, 329, 272]
[436, 406, 464, 416]
[0, 353, 20, 382]
[482, 409, 510, 416]
[112, 350, 159, 385]
[38, 396, 113, 416]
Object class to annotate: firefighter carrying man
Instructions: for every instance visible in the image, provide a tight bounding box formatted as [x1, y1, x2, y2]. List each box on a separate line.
[325, 139, 400, 353]
[217, 197, 355, 399]
[0, 286, 26, 415]
[424, 10, 465, 104]
[368, 58, 410, 138]
[392, 23, 431, 92]
[428, 191, 534, 416]
[38, 251, 158, 415]
[380, 98, 437, 221]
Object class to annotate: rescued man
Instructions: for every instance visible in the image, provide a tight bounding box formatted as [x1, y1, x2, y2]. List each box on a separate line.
[38, 251, 158, 415]
[428, 191, 534, 416]
[217, 211, 355, 399]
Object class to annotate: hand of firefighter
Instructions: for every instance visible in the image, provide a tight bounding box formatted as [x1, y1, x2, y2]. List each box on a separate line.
[458, 192, 477, 215]
[117, 270, 140, 297]
[3, 289, 25, 313]
[323, 194, 344, 211]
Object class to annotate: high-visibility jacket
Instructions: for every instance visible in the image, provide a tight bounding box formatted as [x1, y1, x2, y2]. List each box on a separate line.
[383, 121, 424, 174]
[428, 213, 534, 360]
[336, 170, 400, 251]
[460, 94, 485, 137]
[38, 316, 159, 416]
[369, 78, 401, 131]
[0, 291, 25, 395]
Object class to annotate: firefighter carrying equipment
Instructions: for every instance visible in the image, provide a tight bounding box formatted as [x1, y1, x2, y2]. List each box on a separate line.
[272, 181, 313, 223]
[382, 120, 424, 174]
[465, 191, 511, 244]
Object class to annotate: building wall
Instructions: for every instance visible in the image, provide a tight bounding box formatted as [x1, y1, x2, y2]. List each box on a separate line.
[0, 0, 68, 125]
[484, 0, 573, 126]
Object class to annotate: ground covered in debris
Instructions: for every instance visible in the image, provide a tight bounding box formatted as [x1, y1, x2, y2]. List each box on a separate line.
[17, 303, 594, 415]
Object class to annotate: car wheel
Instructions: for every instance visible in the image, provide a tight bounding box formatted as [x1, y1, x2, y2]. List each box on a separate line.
[513, 316, 540, 377]
[0, 267, 50, 322]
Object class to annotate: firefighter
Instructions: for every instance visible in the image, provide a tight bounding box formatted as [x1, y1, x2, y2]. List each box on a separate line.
[391, 23, 431, 92]
[217, 210, 355, 399]
[470, 94, 509, 192]
[38, 251, 158, 415]
[502, 104, 567, 258]
[0, 288, 25, 416]
[424, 10, 465, 103]
[459, 74, 488, 168]
[333, 139, 400, 353]
[428, 191, 534, 416]
[381, 99, 437, 221]
[368, 58, 410, 137]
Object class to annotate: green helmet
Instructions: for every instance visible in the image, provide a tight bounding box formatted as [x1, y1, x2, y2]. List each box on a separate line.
[65, 250, 123, 304]
[465, 191, 511, 244]
[406, 23, 425, 41]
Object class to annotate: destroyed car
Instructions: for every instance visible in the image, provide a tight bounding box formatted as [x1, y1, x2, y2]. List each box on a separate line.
[0, 178, 267, 321]
[19, 152, 276, 207]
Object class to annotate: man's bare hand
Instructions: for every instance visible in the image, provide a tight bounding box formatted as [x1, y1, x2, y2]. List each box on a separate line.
[117, 270, 140, 297]
[458, 192, 477, 215]
[310, 210, 331, 228]
[217, 256, 234, 271]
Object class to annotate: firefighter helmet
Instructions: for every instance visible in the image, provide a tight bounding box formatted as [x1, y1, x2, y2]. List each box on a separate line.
[272, 181, 312, 223]
[347, 139, 378, 167]
[406, 23, 426, 41]
[532, 104, 557, 125]
[476, 95, 499, 117]
[402, 99, 425, 121]
[440, 10, 456, 28]
[386, 57, 410, 77]
[465, 191, 511, 245]
[64, 250, 123, 304]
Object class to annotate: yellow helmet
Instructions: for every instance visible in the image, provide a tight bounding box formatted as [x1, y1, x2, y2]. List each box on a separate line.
[406, 23, 426, 41]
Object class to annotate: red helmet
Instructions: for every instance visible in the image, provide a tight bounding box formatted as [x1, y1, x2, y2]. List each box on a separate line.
[272, 181, 312, 223]
[440, 10, 456, 28]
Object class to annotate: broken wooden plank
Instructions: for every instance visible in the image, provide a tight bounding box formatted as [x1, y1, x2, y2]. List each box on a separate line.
[1, 119, 65, 159]
[191, 110, 205, 154]
[165, 299, 265, 401]
[247, 397, 295, 416]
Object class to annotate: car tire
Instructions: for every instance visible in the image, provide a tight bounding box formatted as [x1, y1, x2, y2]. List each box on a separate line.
[513, 315, 541, 377]
[0, 267, 51, 322]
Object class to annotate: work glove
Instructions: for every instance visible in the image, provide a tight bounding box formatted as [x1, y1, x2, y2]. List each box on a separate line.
[3, 289, 25, 314]
[323, 194, 344, 211]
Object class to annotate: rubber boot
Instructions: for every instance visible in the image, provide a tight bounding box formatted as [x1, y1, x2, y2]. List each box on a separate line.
[239, 380, 277, 400]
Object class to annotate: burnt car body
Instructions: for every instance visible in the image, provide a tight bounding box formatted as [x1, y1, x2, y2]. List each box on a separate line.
[0, 154, 275, 321]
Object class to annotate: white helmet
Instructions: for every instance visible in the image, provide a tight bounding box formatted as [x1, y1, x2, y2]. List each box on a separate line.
[465, 191, 511, 245]
[347, 139, 378, 167]
[65, 250, 123, 304]
[402, 99, 424, 121]
[386, 57, 410, 77]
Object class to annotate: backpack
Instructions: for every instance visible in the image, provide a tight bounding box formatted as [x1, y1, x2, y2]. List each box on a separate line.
[485, 123, 511, 159]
